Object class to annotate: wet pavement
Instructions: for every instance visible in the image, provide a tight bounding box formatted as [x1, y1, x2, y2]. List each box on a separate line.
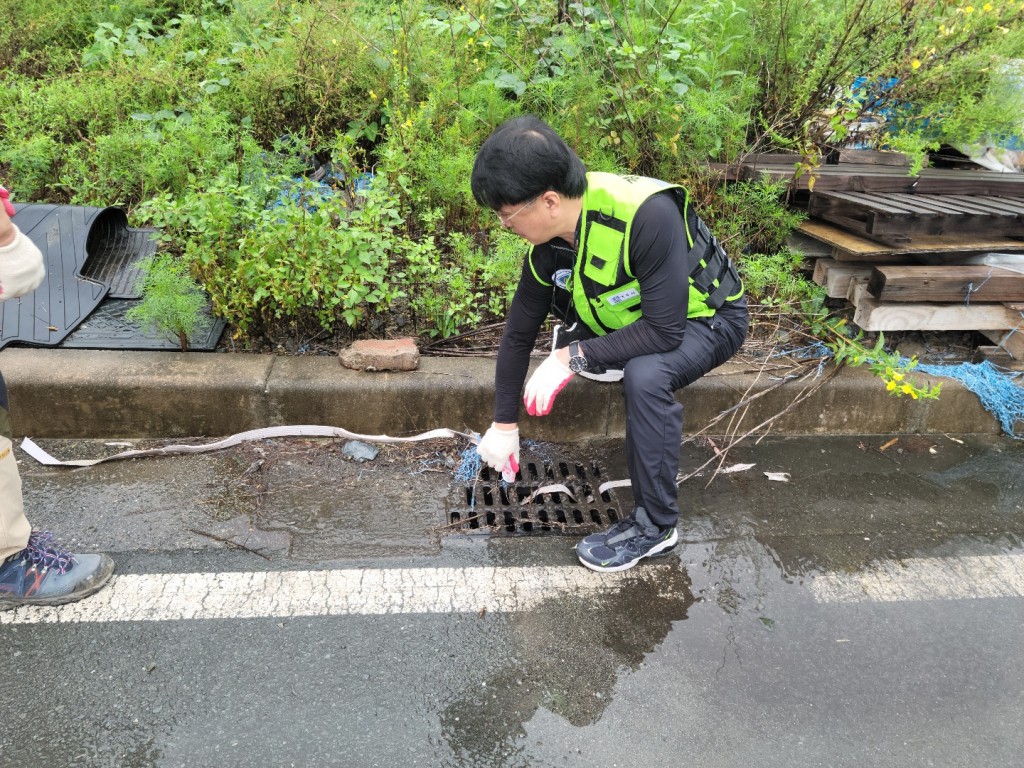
[2, 433, 1023, 767]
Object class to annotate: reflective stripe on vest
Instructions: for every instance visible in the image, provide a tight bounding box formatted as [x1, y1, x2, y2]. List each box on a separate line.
[570, 172, 742, 336]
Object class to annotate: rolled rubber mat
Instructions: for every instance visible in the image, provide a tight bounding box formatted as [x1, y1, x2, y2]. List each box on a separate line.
[80, 207, 155, 299]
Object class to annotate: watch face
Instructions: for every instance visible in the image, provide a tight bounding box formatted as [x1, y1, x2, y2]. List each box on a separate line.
[569, 355, 587, 373]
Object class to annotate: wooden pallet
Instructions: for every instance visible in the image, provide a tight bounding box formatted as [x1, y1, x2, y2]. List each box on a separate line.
[812, 262, 1024, 359]
[847, 280, 1024, 333]
[809, 191, 1024, 243]
[868, 265, 1024, 303]
[796, 220, 1024, 262]
[980, 329, 1024, 361]
[812, 259, 875, 298]
[712, 158, 1024, 196]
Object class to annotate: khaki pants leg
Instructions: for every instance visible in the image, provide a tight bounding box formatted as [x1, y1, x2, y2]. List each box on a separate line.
[0, 371, 30, 560]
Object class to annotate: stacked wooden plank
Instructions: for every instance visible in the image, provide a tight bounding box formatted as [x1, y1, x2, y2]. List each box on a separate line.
[720, 151, 1024, 360]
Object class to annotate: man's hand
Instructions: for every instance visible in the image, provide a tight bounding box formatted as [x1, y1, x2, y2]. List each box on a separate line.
[523, 352, 573, 416]
[477, 423, 520, 480]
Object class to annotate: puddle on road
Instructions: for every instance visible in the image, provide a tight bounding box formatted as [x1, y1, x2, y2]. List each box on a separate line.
[439, 565, 696, 766]
[435, 433, 1024, 764]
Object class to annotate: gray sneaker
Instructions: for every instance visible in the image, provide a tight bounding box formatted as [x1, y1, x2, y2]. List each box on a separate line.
[576, 508, 677, 573]
[0, 531, 115, 611]
[576, 513, 639, 559]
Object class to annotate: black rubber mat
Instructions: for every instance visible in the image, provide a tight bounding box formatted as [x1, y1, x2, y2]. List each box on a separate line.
[1, 203, 223, 351]
[59, 298, 226, 351]
[1, 204, 109, 349]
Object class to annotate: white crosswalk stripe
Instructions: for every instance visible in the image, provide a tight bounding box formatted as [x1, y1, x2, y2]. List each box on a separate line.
[0, 564, 674, 624]
[809, 554, 1024, 603]
[5, 553, 1022, 624]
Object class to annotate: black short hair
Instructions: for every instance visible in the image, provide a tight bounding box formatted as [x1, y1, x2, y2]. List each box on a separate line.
[471, 115, 587, 210]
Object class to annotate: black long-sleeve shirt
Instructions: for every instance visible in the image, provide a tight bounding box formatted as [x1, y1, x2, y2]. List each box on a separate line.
[494, 191, 695, 423]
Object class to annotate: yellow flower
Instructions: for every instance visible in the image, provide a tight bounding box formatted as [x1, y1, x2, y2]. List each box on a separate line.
[983, 2, 992, 9]
[964, 5, 974, 13]
[901, 384, 917, 399]
[911, 59, 921, 69]
[892, 372, 904, 381]
[369, 89, 377, 100]
[887, 380, 898, 391]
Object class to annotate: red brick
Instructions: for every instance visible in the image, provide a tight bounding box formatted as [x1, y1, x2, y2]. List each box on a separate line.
[339, 338, 420, 372]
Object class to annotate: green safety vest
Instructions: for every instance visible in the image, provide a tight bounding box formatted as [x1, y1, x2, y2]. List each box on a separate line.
[564, 172, 743, 336]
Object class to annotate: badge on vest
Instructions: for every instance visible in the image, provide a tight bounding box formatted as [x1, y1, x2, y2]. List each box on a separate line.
[553, 269, 572, 290]
[605, 287, 639, 305]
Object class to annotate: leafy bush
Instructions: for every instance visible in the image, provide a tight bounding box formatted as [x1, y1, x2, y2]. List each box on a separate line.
[738, 250, 822, 308]
[139, 171, 398, 338]
[2, 0, 1022, 348]
[704, 176, 806, 256]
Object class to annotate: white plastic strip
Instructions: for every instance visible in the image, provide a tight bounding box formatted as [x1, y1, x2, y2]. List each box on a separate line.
[598, 479, 632, 494]
[21, 425, 478, 468]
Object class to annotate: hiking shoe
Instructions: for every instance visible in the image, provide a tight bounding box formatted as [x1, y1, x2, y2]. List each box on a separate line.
[576, 508, 677, 573]
[0, 531, 114, 611]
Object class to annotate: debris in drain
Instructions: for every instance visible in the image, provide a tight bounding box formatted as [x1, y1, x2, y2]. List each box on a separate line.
[342, 440, 379, 463]
[447, 453, 626, 536]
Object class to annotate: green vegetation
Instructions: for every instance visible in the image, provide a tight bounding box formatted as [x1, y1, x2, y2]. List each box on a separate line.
[1, 0, 1020, 393]
[125, 253, 208, 351]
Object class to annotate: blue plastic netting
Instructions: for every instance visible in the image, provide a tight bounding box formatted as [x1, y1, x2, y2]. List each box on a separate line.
[911, 359, 1024, 440]
[454, 445, 482, 485]
[773, 343, 1024, 440]
[773, 341, 833, 377]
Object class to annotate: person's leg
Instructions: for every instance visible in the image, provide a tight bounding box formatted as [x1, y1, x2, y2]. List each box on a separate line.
[0, 371, 31, 561]
[576, 302, 748, 572]
[0, 371, 115, 610]
[622, 304, 749, 529]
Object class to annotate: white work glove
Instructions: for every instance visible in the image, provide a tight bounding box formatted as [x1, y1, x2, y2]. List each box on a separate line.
[523, 352, 573, 416]
[476, 423, 520, 481]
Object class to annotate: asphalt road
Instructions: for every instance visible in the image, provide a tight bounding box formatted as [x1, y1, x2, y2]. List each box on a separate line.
[2, 433, 1023, 767]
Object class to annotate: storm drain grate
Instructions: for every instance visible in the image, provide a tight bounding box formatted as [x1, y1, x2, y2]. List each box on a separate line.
[448, 453, 626, 536]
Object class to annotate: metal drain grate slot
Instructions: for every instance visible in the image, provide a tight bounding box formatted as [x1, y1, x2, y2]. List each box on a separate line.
[448, 453, 626, 536]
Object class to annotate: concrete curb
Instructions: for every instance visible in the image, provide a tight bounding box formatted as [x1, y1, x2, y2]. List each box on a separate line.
[0, 347, 1002, 440]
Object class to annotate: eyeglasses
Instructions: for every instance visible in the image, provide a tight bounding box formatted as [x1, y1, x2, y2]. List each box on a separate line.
[495, 194, 541, 225]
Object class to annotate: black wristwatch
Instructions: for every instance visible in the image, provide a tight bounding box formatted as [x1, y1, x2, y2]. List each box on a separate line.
[568, 341, 588, 373]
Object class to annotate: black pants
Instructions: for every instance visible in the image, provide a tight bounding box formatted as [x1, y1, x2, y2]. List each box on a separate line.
[621, 300, 749, 528]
